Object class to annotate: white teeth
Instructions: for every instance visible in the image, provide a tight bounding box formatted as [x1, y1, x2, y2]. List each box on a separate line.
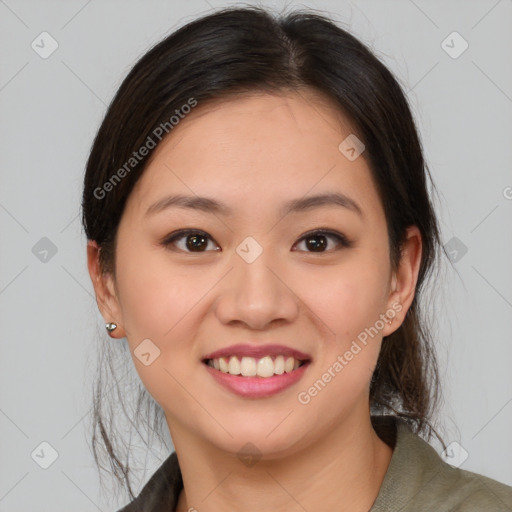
[257, 356, 274, 378]
[208, 355, 306, 377]
[219, 357, 229, 373]
[240, 356, 257, 376]
[274, 355, 285, 375]
[228, 355, 241, 375]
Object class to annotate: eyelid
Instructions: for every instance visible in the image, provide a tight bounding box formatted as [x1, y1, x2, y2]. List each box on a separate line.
[162, 229, 220, 251]
[296, 228, 351, 248]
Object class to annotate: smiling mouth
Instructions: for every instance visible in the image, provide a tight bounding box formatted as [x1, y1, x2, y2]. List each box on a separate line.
[203, 355, 309, 378]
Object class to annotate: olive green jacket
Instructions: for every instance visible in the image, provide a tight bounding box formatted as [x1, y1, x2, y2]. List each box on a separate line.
[118, 415, 512, 511]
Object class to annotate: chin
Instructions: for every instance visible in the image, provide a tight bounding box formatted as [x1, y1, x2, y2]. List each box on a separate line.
[214, 435, 303, 463]
[206, 419, 307, 459]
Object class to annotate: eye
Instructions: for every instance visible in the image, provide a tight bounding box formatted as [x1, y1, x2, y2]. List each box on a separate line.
[161, 228, 351, 254]
[161, 229, 220, 253]
[292, 229, 352, 253]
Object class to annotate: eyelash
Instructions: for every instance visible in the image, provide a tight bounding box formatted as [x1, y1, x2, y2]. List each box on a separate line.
[160, 228, 352, 254]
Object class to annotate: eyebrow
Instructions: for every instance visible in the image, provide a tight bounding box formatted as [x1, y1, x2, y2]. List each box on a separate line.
[145, 192, 363, 218]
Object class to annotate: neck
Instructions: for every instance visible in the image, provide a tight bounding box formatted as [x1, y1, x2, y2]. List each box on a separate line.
[171, 411, 393, 512]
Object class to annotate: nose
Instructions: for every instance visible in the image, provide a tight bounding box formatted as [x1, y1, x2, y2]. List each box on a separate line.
[214, 246, 300, 331]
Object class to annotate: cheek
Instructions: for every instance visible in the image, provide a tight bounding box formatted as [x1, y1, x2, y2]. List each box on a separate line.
[115, 242, 202, 340]
[113, 242, 211, 392]
[292, 249, 390, 402]
[295, 254, 389, 344]
[294, 266, 389, 421]
[114, 248, 200, 414]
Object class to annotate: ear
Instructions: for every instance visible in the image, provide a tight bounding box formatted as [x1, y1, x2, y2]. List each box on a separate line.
[87, 240, 126, 338]
[381, 225, 422, 337]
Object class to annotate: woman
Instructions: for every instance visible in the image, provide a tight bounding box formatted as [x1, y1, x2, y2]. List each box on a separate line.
[82, 6, 512, 511]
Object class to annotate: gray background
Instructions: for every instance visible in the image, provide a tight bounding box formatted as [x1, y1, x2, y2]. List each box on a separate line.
[1, 0, 511, 510]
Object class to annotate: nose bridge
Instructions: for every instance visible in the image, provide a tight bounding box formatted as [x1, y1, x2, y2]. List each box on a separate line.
[233, 234, 283, 302]
[214, 235, 299, 328]
[237, 242, 277, 290]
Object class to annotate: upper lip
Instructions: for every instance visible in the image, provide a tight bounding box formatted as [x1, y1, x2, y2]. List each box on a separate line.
[203, 344, 312, 362]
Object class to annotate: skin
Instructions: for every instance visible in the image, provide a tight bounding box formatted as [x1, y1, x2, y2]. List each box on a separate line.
[87, 89, 422, 512]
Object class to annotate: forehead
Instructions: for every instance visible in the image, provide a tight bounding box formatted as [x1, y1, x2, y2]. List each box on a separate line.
[154, 89, 355, 157]
[125, 91, 383, 223]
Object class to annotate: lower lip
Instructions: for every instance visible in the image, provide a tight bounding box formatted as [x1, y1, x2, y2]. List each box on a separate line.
[204, 362, 310, 398]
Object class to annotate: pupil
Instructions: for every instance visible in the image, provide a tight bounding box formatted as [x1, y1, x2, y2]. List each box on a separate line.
[186, 234, 207, 251]
[306, 235, 327, 252]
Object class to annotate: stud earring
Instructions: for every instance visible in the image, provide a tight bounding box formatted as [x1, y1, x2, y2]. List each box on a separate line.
[105, 322, 117, 334]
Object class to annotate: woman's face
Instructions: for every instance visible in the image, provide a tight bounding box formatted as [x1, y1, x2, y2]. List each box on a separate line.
[91, 90, 420, 458]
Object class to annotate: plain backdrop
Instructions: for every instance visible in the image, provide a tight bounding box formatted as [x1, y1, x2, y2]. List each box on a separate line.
[1, 0, 511, 510]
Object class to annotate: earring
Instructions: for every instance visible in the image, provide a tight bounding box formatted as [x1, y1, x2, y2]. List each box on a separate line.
[105, 322, 117, 334]
[386, 316, 393, 325]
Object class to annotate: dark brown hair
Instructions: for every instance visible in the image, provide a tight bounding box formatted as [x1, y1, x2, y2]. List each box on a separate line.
[81, 5, 447, 500]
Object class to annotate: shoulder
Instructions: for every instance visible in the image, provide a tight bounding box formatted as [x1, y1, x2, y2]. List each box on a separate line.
[444, 468, 512, 511]
[370, 415, 512, 512]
